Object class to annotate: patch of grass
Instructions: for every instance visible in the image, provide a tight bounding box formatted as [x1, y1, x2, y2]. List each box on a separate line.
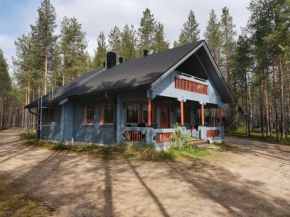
[20, 132, 36, 140]
[21, 137, 211, 161]
[225, 129, 290, 146]
[0, 179, 52, 217]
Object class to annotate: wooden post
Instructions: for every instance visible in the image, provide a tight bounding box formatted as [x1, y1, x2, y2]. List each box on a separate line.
[219, 108, 222, 126]
[180, 101, 184, 126]
[201, 104, 204, 126]
[148, 98, 151, 127]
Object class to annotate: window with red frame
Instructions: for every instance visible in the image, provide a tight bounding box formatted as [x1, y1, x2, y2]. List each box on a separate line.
[83, 104, 95, 124]
[101, 103, 114, 124]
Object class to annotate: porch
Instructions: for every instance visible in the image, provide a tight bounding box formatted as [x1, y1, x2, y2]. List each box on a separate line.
[118, 94, 224, 148]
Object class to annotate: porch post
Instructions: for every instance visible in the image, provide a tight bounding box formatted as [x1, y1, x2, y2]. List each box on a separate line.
[180, 101, 184, 126]
[219, 108, 222, 126]
[201, 104, 204, 126]
[148, 98, 151, 127]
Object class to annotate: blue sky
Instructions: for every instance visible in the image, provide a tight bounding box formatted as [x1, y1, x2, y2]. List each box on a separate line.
[0, 0, 251, 75]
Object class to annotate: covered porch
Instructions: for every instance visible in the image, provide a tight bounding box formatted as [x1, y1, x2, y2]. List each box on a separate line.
[119, 94, 224, 147]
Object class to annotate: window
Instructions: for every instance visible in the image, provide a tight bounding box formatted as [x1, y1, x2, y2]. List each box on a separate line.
[127, 104, 139, 123]
[83, 104, 95, 124]
[101, 103, 114, 124]
[176, 107, 190, 124]
[142, 105, 156, 123]
[47, 108, 53, 120]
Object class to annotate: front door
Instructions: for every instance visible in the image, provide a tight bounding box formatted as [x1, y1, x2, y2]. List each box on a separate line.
[161, 105, 169, 128]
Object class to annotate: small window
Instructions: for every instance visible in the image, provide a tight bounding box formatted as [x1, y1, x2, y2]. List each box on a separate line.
[127, 104, 139, 123]
[47, 108, 53, 120]
[83, 104, 95, 124]
[142, 105, 156, 123]
[101, 103, 114, 124]
[176, 107, 190, 124]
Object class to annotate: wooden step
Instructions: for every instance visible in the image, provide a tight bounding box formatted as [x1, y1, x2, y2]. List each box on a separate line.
[187, 137, 212, 149]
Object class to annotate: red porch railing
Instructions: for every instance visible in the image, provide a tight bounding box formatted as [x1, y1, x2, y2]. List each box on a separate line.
[124, 130, 143, 142]
[155, 132, 176, 143]
[206, 130, 220, 138]
[175, 77, 208, 95]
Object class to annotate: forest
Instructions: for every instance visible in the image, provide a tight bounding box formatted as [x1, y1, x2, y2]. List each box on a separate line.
[0, 0, 289, 143]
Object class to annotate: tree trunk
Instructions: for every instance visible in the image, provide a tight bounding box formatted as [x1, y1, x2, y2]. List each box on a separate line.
[260, 69, 264, 139]
[272, 54, 279, 142]
[278, 54, 284, 139]
[44, 51, 48, 94]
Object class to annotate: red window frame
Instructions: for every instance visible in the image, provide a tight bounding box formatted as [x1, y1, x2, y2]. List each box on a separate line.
[126, 102, 156, 124]
[83, 104, 95, 124]
[101, 102, 114, 124]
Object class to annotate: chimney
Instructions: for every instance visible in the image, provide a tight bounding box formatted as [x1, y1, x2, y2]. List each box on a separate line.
[107, 52, 116, 69]
[119, 57, 124, 64]
[143, 50, 148, 57]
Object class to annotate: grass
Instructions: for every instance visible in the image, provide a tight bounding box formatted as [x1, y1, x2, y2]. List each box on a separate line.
[0, 126, 8, 131]
[225, 128, 290, 146]
[0, 178, 52, 217]
[20, 132, 210, 161]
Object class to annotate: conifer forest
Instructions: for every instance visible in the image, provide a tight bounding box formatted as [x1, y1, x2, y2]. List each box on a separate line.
[0, 0, 290, 142]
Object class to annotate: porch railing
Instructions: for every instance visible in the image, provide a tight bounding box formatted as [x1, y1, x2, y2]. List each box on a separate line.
[155, 132, 176, 143]
[124, 130, 143, 142]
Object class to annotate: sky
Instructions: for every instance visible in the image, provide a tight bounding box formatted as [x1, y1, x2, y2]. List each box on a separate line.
[0, 0, 251, 74]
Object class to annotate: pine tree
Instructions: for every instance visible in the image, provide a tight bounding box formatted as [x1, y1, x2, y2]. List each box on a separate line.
[221, 7, 237, 87]
[152, 22, 169, 53]
[120, 24, 137, 61]
[108, 26, 121, 56]
[177, 10, 200, 46]
[220, 7, 236, 135]
[233, 34, 253, 136]
[60, 16, 87, 83]
[30, 0, 57, 94]
[204, 9, 222, 66]
[0, 49, 12, 127]
[138, 8, 156, 54]
[93, 32, 107, 69]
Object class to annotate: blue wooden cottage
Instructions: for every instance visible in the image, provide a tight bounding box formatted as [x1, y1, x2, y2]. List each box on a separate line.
[25, 41, 234, 149]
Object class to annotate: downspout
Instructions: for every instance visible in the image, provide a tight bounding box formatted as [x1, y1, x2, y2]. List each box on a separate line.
[28, 107, 37, 116]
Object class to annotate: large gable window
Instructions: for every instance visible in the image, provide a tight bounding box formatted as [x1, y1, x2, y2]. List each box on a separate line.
[101, 103, 114, 124]
[83, 104, 95, 124]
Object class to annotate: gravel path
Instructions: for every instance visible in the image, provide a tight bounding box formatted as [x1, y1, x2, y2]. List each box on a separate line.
[0, 128, 290, 217]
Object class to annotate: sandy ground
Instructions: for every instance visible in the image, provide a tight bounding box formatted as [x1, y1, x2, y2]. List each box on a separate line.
[0, 128, 290, 217]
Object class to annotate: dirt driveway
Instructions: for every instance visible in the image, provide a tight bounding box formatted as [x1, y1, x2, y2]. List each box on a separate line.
[0, 128, 290, 217]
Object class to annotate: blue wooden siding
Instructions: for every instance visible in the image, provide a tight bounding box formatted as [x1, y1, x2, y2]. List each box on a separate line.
[72, 99, 116, 144]
[152, 70, 223, 107]
[41, 106, 61, 141]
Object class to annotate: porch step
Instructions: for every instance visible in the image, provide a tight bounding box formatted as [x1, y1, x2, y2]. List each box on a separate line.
[187, 138, 212, 149]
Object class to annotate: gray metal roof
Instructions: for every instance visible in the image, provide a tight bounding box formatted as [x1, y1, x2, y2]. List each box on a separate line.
[25, 40, 234, 108]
